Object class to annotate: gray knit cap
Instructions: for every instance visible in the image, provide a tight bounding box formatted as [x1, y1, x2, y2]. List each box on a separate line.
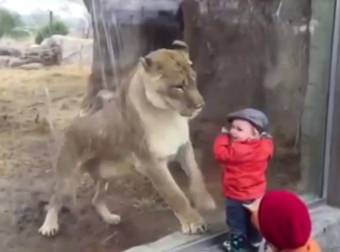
[227, 108, 269, 132]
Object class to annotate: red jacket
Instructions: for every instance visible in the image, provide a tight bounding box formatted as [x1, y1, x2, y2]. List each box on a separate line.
[213, 134, 274, 201]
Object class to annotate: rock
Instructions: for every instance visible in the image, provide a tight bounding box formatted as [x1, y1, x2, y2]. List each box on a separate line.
[23, 41, 62, 66]
[42, 35, 93, 65]
[9, 58, 30, 68]
[7, 42, 62, 68]
[0, 56, 12, 68]
[18, 63, 44, 70]
[0, 46, 21, 57]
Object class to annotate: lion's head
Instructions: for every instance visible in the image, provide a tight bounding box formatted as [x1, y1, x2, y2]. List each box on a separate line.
[140, 40, 204, 118]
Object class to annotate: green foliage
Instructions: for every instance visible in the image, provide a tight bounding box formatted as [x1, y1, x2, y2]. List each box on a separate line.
[0, 8, 22, 38]
[10, 27, 32, 39]
[35, 20, 69, 44]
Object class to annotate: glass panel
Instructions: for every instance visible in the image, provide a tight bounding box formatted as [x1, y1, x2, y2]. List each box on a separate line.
[299, 0, 336, 198]
[185, 0, 336, 205]
[0, 0, 336, 251]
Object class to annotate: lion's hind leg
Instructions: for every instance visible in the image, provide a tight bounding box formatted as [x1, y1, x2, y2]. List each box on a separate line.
[86, 160, 121, 225]
[39, 173, 78, 236]
[92, 180, 121, 225]
[39, 138, 80, 237]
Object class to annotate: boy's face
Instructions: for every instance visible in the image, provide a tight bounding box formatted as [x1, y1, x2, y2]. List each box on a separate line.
[229, 119, 259, 141]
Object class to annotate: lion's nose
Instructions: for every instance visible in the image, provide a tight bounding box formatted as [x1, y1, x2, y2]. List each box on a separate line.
[194, 101, 205, 109]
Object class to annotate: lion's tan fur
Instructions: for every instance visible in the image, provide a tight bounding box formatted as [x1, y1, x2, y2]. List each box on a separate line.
[38, 41, 216, 237]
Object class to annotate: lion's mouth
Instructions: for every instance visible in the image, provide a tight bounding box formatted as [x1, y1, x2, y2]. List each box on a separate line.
[180, 107, 202, 118]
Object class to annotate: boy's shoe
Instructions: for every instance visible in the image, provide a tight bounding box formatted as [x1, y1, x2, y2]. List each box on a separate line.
[221, 241, 248, 252]
[221, 234, 248, 252]
[248, 240, 263, 252]
[221, 239, 231, 251]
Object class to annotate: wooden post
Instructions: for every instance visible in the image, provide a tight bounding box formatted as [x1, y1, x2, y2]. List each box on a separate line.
[49, 10, 53, 34]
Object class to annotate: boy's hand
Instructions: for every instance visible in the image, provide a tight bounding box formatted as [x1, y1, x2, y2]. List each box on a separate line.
[261, 132, 272, 139]
[221, 127, 229, 134]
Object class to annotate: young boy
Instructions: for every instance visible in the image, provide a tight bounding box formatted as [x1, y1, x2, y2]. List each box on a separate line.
[213, 108, 274, 252]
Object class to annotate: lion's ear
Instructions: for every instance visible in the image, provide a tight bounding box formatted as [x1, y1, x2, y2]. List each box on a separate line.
[171, 40, 192, 65]
[140, 56, 152, 71]
[171, 40, 189, 52]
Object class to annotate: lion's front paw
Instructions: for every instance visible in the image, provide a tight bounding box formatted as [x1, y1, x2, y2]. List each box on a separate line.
[38, 220, 59, 237]
[177, 211, 207, 235]
[181, 219, 207, 234]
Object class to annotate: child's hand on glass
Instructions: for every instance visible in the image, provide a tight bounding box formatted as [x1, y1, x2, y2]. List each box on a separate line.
[221, 126, 229, 134]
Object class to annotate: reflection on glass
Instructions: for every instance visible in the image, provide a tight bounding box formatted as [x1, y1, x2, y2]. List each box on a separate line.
[0, 0, 337, 251]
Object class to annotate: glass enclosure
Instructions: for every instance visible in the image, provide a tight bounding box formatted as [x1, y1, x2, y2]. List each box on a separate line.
[0, 0, 338, 251]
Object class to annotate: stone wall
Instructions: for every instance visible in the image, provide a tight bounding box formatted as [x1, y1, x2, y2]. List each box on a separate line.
[182, 0, 310, 153]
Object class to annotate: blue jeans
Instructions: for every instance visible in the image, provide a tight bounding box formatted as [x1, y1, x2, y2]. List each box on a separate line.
[225, 198, 262, 246]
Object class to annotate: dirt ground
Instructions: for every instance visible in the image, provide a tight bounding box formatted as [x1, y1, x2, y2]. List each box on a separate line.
[0, 65, 200, 252]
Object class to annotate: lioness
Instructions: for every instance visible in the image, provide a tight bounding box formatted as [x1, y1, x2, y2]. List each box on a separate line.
[39, 40, 216, 237]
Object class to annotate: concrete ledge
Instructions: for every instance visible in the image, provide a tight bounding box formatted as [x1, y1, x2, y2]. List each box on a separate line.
[124, 204, 340, 252]
[311, 205, 340, 251]
[124, 230, 224, 252]
[123, 212, 226, 252]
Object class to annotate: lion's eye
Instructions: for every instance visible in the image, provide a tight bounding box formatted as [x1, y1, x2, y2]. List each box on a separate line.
[173, 84, 184, 91]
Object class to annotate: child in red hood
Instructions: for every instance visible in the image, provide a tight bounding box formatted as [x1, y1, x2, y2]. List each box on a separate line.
[213, 108, 274, 252]
[246, 190, 321, 252]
